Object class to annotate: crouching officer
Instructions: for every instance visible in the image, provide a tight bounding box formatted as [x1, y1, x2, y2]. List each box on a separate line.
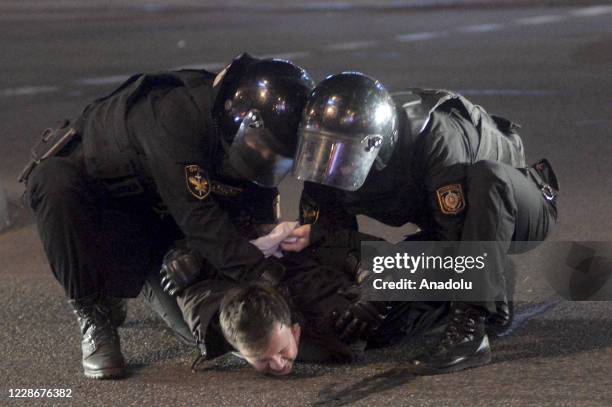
[284, 72, 559, 374]
[20, 53, 314, 379]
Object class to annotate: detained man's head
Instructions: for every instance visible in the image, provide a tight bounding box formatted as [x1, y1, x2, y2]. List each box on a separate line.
[219, 283, 301, 376]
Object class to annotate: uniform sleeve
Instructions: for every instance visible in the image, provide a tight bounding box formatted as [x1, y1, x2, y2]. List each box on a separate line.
[134, 86, 269, 282]
[418, 110, 477, 241]
[239, 183, 280, 226]
[425, 163, 468, 242]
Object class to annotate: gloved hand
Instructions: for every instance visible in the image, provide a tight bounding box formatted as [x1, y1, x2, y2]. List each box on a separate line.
[333, 301, 387, 342]
[160, 247, 204, 296]
[332, 285, 388, 342]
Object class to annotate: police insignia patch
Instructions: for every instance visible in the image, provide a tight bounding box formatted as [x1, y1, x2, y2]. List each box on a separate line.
[300, 196, 320, 224]
[185, 165, 210, 200]
[436, 184, 465, 215]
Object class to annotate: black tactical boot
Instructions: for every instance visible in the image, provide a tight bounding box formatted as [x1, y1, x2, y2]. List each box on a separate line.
[487, 296, 514, 337]
[102, 297, 128, 328]
[69, 294, 126, 379]
[409, 303, 491, 375]
[487, 258, 516, 337]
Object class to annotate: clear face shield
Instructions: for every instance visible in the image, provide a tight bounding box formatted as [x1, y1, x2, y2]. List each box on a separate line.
[228, 110, 294, 187]
[292, 129, 382, 191]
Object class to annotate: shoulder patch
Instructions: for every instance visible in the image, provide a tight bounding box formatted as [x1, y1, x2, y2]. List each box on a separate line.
[185, 165, 210, 200]
[436, 184, 465, 215]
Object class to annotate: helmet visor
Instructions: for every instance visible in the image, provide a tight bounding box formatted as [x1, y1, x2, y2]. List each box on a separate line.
[229, 110, 293, 187]
[292, 129, 379, 191]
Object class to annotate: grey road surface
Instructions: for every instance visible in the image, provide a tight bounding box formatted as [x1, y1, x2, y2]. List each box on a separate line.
[1, 2, 611, 406]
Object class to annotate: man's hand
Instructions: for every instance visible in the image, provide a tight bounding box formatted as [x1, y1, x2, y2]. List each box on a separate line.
[333, 301, 386, 342]
[280, 224, 311, 252]
[160, 247, 204, 296]
[332, 285, 388, 342]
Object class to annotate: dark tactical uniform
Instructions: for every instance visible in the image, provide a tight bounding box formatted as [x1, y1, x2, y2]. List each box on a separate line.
[176, 250, 447, 362]
[298, 88, 559, 311]
[301, 89, 525, 245]
[25, 70, 281, 302]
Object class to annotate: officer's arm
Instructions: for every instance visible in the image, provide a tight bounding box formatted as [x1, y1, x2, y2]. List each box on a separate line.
[239, 182, 281, 235]
[139, 86, 277, 283]
[425, 164, 468, 242]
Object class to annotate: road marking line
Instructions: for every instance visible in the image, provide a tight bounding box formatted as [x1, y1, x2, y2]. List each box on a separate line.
[257, 51, 311, 60]
[574, 119, 612, 126]
[75, 75, 131, 86]
[459, 23, 504, 33]
[457, 89, 558, 96]
[395, 31, 445, 42]
[324, 40, 378, 51]
[173, 62, 226, 71]
[570, 5, 612, 17]
[0, 86, 59, 97]
[515, 15, 566, 25]
[7, 5, 608, 98]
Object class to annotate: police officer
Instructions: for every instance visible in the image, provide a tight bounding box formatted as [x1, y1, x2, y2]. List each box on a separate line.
[283, 72, 559, 374]
[22, 53, 314, 379]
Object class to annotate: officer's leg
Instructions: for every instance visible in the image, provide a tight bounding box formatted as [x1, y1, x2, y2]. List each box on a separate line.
[26, 157, 102, 299]
[507, 166, 557, 247]
[410, 160, 555, 374]
[464, 160, 557, 300]
[26, 157, 125, 379]
[459, 161, 525, 310]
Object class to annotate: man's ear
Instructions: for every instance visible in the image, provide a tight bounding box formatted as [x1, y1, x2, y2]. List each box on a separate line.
[291, 323, 301, 342]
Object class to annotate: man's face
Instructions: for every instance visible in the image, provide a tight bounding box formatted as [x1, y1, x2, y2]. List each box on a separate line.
[240, 322, 301, 376]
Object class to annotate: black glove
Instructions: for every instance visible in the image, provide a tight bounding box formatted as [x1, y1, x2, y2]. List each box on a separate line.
[334, 301, 387, 342]
[160, 247, 204, 296]
[332, 285, 388, 342]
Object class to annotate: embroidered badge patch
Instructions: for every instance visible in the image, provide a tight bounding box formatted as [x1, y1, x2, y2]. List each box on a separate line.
[436, 184, 465, 215]
[301, 196, 320, 224]
[185, 165, 210, 200]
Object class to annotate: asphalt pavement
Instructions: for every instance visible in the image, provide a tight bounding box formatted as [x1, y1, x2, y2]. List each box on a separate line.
[1, 2, 611, 406]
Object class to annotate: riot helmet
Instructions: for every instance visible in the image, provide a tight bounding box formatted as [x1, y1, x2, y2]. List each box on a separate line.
[293, 72, 398, 191]
[214, 53, 315, 187]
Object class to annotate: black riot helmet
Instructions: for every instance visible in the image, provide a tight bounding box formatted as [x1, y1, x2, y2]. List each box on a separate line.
[214, 53, 315, 187]
[292, 72, 398, 191]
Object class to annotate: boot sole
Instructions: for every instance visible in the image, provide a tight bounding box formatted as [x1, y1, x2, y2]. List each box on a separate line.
[84, 366, 126, 380]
